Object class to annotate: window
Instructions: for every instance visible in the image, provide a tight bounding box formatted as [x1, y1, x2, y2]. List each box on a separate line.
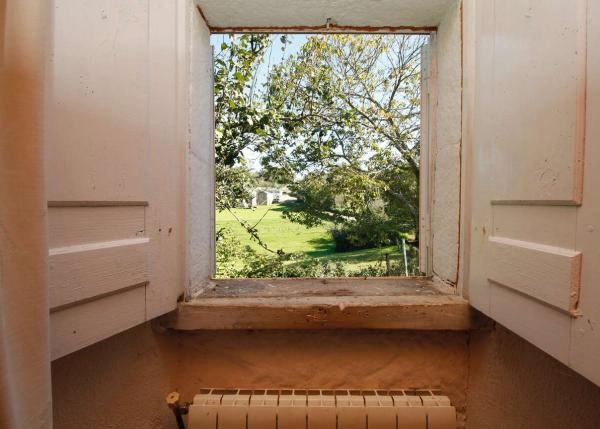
[212, 33, 427, 280]
[179, 0, 465, 329]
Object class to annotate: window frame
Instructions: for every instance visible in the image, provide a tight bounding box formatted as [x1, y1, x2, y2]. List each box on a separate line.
[181, 1, 466, 330]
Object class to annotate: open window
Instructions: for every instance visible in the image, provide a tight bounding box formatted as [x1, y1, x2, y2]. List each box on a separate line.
[179, 0, 465, 328]
[187, 0, 464, 291]
[182, 0, 600, 389]
[212, 32, 427, 280]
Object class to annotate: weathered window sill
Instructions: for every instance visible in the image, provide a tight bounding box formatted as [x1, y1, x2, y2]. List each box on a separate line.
[162, 277, 481, 331]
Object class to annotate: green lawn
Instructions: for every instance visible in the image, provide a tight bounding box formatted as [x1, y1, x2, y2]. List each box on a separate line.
[216, 203, 403, 272]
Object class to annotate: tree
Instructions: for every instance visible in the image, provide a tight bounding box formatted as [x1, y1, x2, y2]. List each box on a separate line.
[262, 34, 426, 247]
[213, 34, 272, 212]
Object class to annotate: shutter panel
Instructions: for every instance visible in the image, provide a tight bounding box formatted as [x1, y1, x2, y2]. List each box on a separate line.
[46, 0, 193, 359]
[466, 0, 600, 385]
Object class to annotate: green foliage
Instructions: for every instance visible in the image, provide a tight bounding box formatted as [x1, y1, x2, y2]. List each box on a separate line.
[214, 34, 272, 165]
[215, 164, 256, 211]
[214, 34, 273, 212]
[215, 228, 248, 278]
[216, 214, 420, 279]
[261, 34, 426, 244]
[352, 244, 420, 277]
[215, 228, 349, 278]
[331, 211, 392, 252]
[213, 34, 426, 276]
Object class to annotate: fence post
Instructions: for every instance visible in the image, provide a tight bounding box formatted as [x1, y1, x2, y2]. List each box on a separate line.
[402, 238, 409, 276]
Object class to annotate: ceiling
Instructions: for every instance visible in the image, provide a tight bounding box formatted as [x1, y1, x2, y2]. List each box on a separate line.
[196, 0, 456, 31]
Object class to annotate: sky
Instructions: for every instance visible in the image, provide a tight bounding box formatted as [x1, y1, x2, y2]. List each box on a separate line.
[211, 34, 309, 171]
[211, 33, 307, 92]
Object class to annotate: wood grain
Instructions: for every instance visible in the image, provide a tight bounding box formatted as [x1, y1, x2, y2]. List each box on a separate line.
[48, 205, 145, 248]
[487, 236, 581, 314]
[48, 201, 148, 207]
[168, 294, 477, 331]
[570, 0, 600, 387]
[50, 286, 146, 360]
[202, 277, 438, 298]
[489, 283, 571, 365]
[48, 238, 149, 310]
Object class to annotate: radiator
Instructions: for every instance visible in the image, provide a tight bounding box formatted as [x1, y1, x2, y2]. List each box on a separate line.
[188, 389, 456, 429]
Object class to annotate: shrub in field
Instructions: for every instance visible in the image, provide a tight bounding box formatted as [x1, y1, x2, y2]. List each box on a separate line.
[330, 213, 398, 252]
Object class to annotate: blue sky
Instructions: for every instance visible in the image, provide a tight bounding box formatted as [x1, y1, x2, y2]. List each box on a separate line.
[211, 33, 307, 95]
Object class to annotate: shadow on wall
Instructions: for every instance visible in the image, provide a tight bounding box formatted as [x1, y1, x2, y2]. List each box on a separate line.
[51, 321, 600, 429]
[467, 325, 600, 429]
[51, 323, 469, 428]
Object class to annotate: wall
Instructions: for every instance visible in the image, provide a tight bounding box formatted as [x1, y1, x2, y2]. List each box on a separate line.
[45, 2, 600, 429]
[468, 324, 600, 429]
[51, 323, 600, 429]
[430, 0, 462, 285]
[52, 324, 469, 428]
[0, 0, 53, 426]
[187, 3, 214, 295]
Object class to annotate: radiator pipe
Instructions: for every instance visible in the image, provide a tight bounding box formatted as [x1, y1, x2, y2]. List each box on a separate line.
[166, 392, 189, 429]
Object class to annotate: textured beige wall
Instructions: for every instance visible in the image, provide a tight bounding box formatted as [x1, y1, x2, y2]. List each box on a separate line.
[52, 323, 469, 428]
[467, 325, 600, 429]
[52, 322, 600, 428]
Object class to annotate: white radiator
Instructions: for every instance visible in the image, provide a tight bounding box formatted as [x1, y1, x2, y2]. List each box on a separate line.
[188, 389, 456, 429]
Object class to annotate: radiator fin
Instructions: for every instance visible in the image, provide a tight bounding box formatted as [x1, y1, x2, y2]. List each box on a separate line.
[188, 389, 456, 429]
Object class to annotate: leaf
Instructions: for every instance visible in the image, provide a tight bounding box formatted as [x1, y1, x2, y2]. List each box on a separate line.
[234, 71, 244, 82]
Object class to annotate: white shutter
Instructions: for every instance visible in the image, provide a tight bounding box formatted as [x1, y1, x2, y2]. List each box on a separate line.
[465, 0, 600, 385]
[45, 0, 197, 359]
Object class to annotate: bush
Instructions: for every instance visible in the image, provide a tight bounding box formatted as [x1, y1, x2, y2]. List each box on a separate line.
[216, 228, 350, 278]
[216, 228, 421, 279]
[331, 228, 362, 252]
[331, 222, 395, 252]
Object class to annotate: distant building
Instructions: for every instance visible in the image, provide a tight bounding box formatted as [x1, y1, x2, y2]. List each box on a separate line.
[238, 187, 295, 208]
[256, 190, 274, 206]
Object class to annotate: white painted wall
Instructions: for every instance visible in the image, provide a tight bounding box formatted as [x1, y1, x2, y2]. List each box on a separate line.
[197, 0, 455, 29]
[187, 6, 215, 295]
[430, 1, 462, 286]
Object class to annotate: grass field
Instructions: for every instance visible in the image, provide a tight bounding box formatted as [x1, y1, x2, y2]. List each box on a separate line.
[216, 203, 404, 273]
